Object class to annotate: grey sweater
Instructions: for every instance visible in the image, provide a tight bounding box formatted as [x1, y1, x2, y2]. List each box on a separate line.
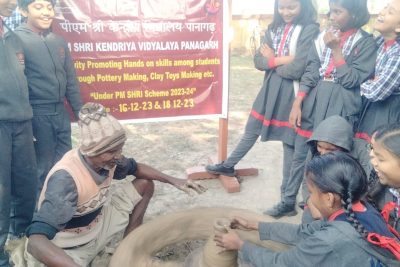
[14, 24, 82, 118]
[241, 220, 399, 267]
[302, 115, 372, 202]
[0, 23, 33, 121]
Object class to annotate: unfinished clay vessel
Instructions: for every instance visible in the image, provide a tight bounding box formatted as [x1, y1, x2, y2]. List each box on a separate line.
[109, 207, 289, 267]
[201, 218, 237, 267]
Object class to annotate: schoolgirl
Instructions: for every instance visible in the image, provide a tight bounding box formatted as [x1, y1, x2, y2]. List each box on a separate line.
[290, 0, 376, 132]
[357, 0, 400, 142]
[367, 123, 400, 235]
[276, 0, 377, 217]
[299, 115, 372, 223]
[206, 0, 319, 215]
[215, 152, 400, 266]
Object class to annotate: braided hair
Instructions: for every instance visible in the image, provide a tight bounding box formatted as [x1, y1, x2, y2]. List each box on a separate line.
[305, 151, 369, 238]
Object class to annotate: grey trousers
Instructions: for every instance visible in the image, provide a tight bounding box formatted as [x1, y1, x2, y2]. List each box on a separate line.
[281, 135, 309, 205]
[222, 131, 300, 204]
[0, 120, 37, 267]
[32, 103, 72, 195]
[223, 132, 259, 168]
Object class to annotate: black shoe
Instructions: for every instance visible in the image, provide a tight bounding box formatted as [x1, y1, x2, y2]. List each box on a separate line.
[263, 202, 297, 218]
[205, 162, 235, 177]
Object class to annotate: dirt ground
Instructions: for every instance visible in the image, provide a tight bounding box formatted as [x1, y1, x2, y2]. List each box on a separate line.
[71, 55, 303, 266]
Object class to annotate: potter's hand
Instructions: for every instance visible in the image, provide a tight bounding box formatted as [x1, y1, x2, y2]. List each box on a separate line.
[214, 230, 243, 251]
[176, 179, 207, 195]
[230, 216, 258, 231]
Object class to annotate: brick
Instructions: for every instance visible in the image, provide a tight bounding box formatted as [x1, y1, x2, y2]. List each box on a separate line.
[219, 175, 240, 193]
[236, 167, 258, 177]
[206, 155, 259, 177]
[186, 166, 218, 180]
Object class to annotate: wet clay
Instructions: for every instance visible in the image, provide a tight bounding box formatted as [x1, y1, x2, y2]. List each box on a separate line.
[201, 218, 237, 267]
[109, 207, 290, 267]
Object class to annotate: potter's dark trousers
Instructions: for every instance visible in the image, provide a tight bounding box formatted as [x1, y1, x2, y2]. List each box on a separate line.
[281, 135, 309, 205]
[32, 103, 72, 194]
[0, 120, 37, 267]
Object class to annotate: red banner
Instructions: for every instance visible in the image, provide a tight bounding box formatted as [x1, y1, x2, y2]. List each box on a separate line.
[54, 0, 228, 121]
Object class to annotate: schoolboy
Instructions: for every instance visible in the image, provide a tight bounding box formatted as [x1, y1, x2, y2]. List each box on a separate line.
[15, 0, 82, 193]
[0, 0, 37, 266]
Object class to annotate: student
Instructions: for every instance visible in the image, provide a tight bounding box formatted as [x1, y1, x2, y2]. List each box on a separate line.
[214, 152, 400, 266]
[15, 0, 82, 193]
[367, 123, 400, 235]
[4, 9, 23, 30]
[290, 0, 376, 132]
[280, 0, 377, 217]
[0, 0, 37, 266]
[299, 115, 371, 223]
[206, 0, 319, 213]
[357, 0, 400, 143]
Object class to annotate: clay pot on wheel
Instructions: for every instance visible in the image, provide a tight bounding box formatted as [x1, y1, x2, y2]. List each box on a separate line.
[110, 207, 289, 267]
[201, 218, 237, 267]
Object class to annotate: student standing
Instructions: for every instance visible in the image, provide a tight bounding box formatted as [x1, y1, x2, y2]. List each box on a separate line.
[4, 9, 23, 30]
[357, 0, 400, 142]
[215, 152, 400, 266]
[290, 0, 376, 131]
[15, 0, 82, 193]
[0, 0, 37, 266]
[279, 0, 377, 217]
[206, 0, 319, 212]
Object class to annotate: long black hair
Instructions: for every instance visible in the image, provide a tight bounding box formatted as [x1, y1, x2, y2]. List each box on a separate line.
[374, 122, 400, 159]
[329, 0, 370, 28]
[269, 0, 317, 31]
[366, 123, 400, 207]
[306, 151, 369, 238]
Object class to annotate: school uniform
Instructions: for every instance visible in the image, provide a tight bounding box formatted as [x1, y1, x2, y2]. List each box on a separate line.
[14, 24, 82, 193]
[0, 20, 37, 267]
[246, 23, 320, 145]
[298, 29, 377, 138]
[276, 30, 377, 208]
[222, 23, 319, 183]
[299, 116, 372, 223]
[368, 179, 400, 236]
[357, 37, 400, 142]
[240, 202, 399, 267]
